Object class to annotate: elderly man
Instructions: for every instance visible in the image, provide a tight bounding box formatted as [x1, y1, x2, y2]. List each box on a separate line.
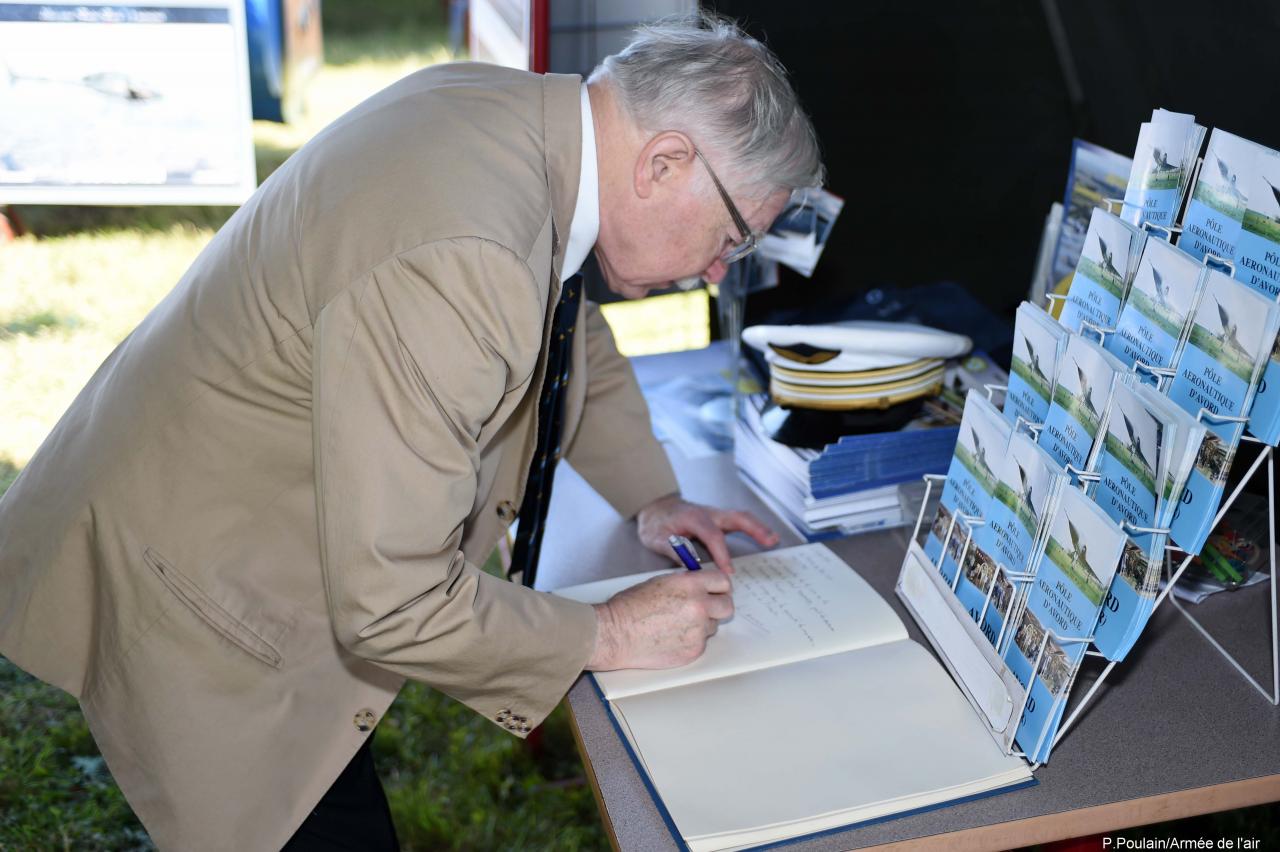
[0, 13, 823, 851]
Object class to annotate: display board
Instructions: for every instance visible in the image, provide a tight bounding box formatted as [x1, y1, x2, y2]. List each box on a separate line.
[0, 0, 256, 205]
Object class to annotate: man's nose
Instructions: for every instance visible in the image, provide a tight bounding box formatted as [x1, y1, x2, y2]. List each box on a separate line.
[702, 258, 728, 285]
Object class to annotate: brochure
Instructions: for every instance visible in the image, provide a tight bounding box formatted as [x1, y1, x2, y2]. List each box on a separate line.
[1106, 236, 1206, 379]
[1085, 382, 1196, 660]
[1058, 208, 1144, 335]
[956, 432, 1066, 651]
[924, 391, 1010, 587]
[1038, 334, 1129, 473]
[1004, 485, 1126, 763]
[1178, 129, 1258, 264]
[1167, 270, 1280, 553]
[1006, 302, 1069, 428]
[1121, 110, 1205, 229]
[1232, 143, 1280, 446]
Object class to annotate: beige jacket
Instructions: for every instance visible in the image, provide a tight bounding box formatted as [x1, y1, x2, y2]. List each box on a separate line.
[0, 63, 678, 850]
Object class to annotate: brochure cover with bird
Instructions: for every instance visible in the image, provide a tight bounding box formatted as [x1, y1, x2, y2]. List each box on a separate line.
[1058, 208, 1144, 335]
[1006, 302, 1069, 428]
[1121, 110, 1205, 230]
[1179, 129, 1259, 264]
[1106, 235, 1205, 379]
[955, 432, 1065, 651]
[1004, 485, 1126, 763]
[1085, 382, 1173, 660]
[924, 391, 1010, 588]
[1232, 143, 1280, 446]
[1038, 334, 1128, 473]
[1096, 389, 1203, 661]
[1168, 271, 1280, 553]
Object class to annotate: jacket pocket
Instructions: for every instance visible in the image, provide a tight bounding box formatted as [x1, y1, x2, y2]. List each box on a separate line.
[143, 547, 283, 668]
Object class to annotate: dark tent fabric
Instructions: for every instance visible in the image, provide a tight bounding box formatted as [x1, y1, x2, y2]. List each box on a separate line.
[696, 0, 1280, 321]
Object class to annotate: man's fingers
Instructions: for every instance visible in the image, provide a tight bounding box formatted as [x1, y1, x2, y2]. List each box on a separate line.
[702, 590, 735, 622]
[688, 519, 736, 573]
[714, 508, 780, 547]
[689, 566, 732, 595]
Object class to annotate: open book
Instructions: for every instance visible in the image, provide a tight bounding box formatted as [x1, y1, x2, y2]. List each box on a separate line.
[554, 544, 1033, 852]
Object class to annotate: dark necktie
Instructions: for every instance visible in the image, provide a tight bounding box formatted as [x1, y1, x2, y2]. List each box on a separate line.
[508, 274, 582, 587]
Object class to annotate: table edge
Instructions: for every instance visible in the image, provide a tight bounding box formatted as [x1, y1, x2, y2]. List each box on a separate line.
[851, 774, 1280, 852]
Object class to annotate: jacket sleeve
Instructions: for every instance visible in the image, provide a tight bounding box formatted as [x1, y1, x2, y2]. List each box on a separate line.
[312, 237, 598, 734]
[562, 301, 679, 519]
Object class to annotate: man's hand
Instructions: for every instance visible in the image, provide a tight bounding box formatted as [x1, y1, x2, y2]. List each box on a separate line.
[587, 569, 734, 671]
[636, 494, 779, 574]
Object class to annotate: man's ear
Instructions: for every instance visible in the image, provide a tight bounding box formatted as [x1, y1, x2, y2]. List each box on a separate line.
[633, 131, 696, 200]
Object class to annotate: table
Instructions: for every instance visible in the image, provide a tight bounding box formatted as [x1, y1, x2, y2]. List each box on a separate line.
[536, 348, 1280, 851]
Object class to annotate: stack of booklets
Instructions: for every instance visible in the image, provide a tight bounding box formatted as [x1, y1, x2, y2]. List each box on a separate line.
[920, 389, 1139, 762]
[1037, 334, 1129, 472]
[1084, 380, 1204, 659]
[1057, 207, 1145, 335]
[734, 392, 956, 540]
[1105, 234, 1205, 377]
[1164, 269, 1280, 552]
[999, 483, 1128, 762]
[1006, 302, 1068, 428]
[554, 545, 1034, 852]
[1120, 108, 1206, 230]
[1172, 130, 1280, 447]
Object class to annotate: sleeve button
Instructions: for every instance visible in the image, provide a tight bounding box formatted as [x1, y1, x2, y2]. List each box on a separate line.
[353, 709, 377, 732]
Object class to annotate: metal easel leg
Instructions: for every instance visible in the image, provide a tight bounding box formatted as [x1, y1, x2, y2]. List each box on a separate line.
[1165, 444, 1278, 705]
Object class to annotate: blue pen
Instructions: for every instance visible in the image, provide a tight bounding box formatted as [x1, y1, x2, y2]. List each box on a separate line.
[668, 534, 702, 571]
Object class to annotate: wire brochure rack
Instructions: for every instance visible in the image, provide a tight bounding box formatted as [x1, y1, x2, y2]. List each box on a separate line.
[897, 429, 1274, 772]
[899, 207, 1277, 768]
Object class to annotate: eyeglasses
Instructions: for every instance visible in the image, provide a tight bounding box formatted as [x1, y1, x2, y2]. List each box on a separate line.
[693, 148, 759, 265]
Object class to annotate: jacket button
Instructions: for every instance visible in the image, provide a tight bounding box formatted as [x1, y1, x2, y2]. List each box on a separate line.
[354, 709, 376, 732]
[496, 501, 518, 523]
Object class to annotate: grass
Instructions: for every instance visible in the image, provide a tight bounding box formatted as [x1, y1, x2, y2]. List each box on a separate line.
[1044, 537, 1106, 607]
[1242, 208, 1280, 243]
[1075, 255, 1125, 300]
[1101, 432, 1157, 495]
[0, 651, 603, 851]
[1188, 322, 1258, 384]
[0, 3, 613, 848]
[0, 658, 149, 849]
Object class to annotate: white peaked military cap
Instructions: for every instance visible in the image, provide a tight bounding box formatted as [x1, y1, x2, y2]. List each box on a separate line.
[743, 320, 972, 373]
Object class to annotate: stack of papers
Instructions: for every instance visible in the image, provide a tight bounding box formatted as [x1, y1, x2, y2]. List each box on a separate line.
[734, 393, 956, 540]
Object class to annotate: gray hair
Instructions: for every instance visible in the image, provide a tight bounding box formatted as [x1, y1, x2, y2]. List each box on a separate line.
[589, 12, 824, 200]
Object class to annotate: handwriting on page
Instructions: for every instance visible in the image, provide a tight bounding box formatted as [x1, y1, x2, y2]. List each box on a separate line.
[734, 549, 841, 646]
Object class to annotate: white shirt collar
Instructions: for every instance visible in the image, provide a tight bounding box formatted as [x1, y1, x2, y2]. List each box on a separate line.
[560, 83, 599, 282]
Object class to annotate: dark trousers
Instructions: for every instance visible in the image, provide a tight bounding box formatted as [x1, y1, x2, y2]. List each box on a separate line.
[282, 734, 400, 851]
